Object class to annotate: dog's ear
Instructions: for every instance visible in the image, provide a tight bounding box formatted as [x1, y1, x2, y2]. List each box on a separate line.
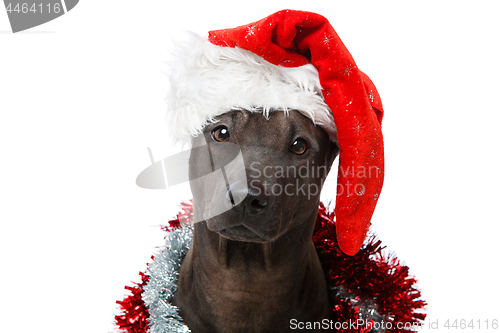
[324, 140, 339, 177]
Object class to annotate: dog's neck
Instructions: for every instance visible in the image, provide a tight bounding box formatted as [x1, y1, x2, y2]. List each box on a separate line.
[174, 207, 331, 332]
[196, 210, 317, 270]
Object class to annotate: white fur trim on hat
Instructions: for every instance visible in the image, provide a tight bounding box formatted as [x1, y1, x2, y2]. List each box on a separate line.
[166, 33, 336, 143]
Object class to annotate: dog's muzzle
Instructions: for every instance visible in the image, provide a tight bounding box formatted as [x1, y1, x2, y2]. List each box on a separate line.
[227, 180, 268, 215]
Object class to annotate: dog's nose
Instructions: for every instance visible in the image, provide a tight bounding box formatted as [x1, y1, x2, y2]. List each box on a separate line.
[227, 181, 268, 214]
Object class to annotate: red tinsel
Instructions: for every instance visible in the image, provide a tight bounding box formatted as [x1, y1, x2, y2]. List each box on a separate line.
[115, 272, 150, 333]
[314, 203, 426, 332]
[115, 202, 426, 332]
[160, 201, 193, 232]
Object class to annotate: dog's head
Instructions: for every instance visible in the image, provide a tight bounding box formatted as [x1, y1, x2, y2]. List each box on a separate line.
[189, 109, 338, 242]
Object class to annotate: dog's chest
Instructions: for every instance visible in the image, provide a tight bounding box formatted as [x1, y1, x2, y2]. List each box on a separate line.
[177, 262, 330, 332]
[195, 282, 304, 332]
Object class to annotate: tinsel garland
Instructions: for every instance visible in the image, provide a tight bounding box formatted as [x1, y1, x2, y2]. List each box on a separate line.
[115, 202, 426, 332]
[141, 223, 193, 333]
[314, 204, 427, 333]
[115, 272, 150, 332]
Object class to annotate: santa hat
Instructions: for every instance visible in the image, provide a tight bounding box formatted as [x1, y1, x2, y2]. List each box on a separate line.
[166, 9, 384, 256]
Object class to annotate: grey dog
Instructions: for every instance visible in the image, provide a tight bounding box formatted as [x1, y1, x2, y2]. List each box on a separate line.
[173, 109, 339, 332]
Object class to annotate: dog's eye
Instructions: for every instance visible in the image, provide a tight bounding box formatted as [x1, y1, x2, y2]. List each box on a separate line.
[290, 138, 307, 155]
[212, 126, 230, 142]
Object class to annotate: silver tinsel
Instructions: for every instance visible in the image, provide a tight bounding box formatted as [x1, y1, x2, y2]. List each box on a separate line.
[142, 224, 193, 333]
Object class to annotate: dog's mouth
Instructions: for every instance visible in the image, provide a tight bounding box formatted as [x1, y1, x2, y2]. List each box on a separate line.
[206, 208, 282, 243]
[213, 222, 283, 243]
[217, 225, 267, 242]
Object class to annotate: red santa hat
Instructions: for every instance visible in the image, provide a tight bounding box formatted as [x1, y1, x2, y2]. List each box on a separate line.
[166, 9, 384, 256]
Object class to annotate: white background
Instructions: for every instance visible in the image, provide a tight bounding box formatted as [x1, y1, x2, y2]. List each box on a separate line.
[1, 1, 499, 332]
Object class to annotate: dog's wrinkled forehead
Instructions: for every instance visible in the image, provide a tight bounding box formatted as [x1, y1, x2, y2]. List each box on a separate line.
[202, 108, 337, 145]
[220, 108, 318, 133]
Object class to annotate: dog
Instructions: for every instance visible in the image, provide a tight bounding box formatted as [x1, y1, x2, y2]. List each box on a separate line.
[172, 109, 339, 332]
[115, 10, 397, 333]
